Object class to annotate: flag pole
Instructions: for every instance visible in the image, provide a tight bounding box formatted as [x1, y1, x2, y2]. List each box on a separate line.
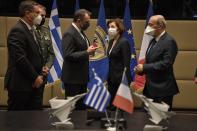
[114, 108, 119, 130]
[105, 110, 112, 127]
[106, 108, 119, 131]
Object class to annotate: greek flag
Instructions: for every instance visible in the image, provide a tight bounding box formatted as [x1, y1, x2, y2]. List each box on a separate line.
[48, 0, 63, 83]
[84, 69, 111, 112]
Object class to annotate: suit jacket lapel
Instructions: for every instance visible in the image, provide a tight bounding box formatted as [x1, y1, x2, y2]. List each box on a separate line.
[146, 32, 167, 59]
[107, 40, 113, 56]
[19, 20, 43, 60]
[150, 32, 167, 55]
[19, 20, 35, 43]
[148, 40, 158, 58]
[107, 37, 120, 56]
[71, 25, 89, 49]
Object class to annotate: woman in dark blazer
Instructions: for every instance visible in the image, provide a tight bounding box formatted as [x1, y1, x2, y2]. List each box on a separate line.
[107, 18, 131, 109]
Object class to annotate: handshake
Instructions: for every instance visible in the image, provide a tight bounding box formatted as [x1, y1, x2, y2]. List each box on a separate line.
[134, 64, 144, 75]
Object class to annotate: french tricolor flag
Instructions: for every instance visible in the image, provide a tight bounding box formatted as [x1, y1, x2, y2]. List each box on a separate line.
[133, 0, 154, 92]
[113, 69, 134, 113]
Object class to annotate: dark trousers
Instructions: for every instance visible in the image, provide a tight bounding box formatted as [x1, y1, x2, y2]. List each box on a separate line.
[64, 83, 87, 110]
[107, 80, 120, 110]
[143, 87, 173, 111]
[7, 87, 44, 111]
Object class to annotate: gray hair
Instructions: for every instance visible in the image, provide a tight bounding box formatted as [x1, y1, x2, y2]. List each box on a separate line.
[156, 15, 167, 29]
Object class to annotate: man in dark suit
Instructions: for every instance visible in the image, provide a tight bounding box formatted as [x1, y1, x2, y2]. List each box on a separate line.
[4, 1, 44, 110]
[135, 15, 179, 111]
[61, 9, 97, 110]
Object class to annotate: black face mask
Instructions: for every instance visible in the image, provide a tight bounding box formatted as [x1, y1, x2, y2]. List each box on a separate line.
[39, 17, 45, 26]
[81, 22, 90, 31]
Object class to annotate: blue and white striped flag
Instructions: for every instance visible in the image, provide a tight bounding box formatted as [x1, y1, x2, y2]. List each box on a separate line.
[84, 69, 111, 112]
[48, 0, 63, 83]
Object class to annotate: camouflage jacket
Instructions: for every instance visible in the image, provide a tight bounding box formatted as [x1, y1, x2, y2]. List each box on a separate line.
[35, 25, 55, 68]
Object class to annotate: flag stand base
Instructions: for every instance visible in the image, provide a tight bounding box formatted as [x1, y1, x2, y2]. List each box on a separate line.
[143, 124, 168, 131]
[101, 118, 127, 130]
[106, 126, 117, 131]
[86, 109, 106, 125]
[52, 121, 74, 130]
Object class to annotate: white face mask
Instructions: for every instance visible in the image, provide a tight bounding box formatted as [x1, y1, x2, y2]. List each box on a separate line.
[33, 15, 42, 26]
[145, 25, 156, 36]
[108, 28, 118, 39]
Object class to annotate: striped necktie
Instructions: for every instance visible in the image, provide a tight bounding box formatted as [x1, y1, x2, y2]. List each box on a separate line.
[30, 29, 42, 55]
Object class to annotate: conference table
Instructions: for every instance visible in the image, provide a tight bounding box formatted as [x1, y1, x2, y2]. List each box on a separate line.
[0, 109, 197, 131]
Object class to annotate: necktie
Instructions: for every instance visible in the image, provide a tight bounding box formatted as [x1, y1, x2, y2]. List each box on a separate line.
[147, 38, 157, 55]
[30, 29, 38, 43]
[30, 29, 42, 54]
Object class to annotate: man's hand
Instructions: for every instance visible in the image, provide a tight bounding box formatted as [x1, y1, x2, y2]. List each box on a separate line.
[195, 77, 197, 84]
[134, 64, 144, 75]
[87, 45, 98, 55]
[42, 66, 49, 76]
[33, 75, 43, 88]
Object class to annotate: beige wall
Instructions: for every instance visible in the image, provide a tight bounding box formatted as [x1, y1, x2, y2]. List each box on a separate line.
[0, 16, 197, 108]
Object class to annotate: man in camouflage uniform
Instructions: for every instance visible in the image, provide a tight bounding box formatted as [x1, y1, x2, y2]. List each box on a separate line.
[33, 4, 55, 107]
[34, 5, 55, 77]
